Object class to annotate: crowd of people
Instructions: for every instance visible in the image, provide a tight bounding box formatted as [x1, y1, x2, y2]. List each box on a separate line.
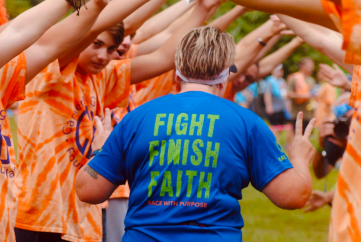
[0, 0, 360, 241]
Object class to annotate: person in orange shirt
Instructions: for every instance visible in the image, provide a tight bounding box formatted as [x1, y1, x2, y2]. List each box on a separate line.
[0, 54, 27, 242]
[0, 0, 108, 241]
[15, 1, 223, 242]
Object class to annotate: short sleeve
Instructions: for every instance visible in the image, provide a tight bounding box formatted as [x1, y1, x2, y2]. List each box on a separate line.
[249, 117, 293, 191]
[0, 52, 27, 108]
[103, 59, 131, 110]
[88, 121, 126, 185]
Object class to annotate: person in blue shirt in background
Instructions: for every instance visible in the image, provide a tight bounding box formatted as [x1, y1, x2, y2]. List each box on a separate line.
[75, 26, 316, 242]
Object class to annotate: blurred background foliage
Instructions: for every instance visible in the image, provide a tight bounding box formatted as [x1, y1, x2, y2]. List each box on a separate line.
[6, 0, 334, 79]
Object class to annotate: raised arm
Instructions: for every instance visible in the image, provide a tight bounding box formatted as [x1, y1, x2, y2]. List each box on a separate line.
[59, 0, 150, 68]
[231, 0, 337, 31]
[123, 0, 167, 38]
[231, 19, 286, 79]
[135, 7, 194, 56]
[258, 36, 304, 78]
[252, 34, 281, 64]
[0, 0, 72, 68]
[209, 5, 250, 32]
[132, 0, 196, 44]
[130, 0, 221, 84]
[277, 14, 353, 73]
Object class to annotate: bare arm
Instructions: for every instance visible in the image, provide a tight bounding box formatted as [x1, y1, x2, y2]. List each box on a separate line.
[277, 14, 353, 73]
[258, 36, 304, 79]
[230, 19, 286, 80]
[252, 34, 281, 64]
[263, 113, 316, 209]
[231, 0, 337, 31]
[59, 0, 150, 68]
[136, 7, 194, 56]
[133, 0, 196, 44]
[209, 5, 249, 32]
[264, 92, 274, 115]
[0, 0, 71, 68]
[76, 108, 117, 204]
[24, 0, 107, 84]
[130, 0, 221, 84]
[123, 0, 167, 37]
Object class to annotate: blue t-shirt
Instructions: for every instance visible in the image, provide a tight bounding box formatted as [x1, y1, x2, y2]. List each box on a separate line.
[89, 91, 293, 242]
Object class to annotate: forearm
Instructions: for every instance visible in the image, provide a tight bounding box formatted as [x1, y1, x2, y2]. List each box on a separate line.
[136, 7, 194, 56]
[133, 0, 195, 44]
[59, 0, 149, 68]
[232, 21, 279, 76]
[123, 0, 167, 37]
[259, 37, 303, 78]
[131, 2, 214, 84]
[264, 93, 273, 111]
[0, 0, 71, 68]
[231, 0, 337, 31]
[25, 1, 105, 84]
[209, 5, 248, 32]
[278, 14, 353, 73]
[253, 34, 281, 64]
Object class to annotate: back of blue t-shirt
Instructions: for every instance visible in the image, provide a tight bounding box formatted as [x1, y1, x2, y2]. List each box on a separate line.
[89, 91, 292, 241]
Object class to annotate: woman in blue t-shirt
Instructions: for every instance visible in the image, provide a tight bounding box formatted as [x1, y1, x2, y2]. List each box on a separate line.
[75, 25, 316, 242]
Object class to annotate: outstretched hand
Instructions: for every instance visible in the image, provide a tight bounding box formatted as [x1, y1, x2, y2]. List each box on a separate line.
[304, 190, 333, 212]
[270, 15, 287, 34]
[288, 112, 316, 166]
[92, 108, 112, 151]
[318, 64, 351, 91]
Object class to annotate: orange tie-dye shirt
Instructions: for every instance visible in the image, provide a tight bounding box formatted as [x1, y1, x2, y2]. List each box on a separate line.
[133, 70, 175, 106]
[0, 53, 26, 242]
[330, 65, 361, 242]
[321, 0, 361, 64]
[15, 58, 131, 242]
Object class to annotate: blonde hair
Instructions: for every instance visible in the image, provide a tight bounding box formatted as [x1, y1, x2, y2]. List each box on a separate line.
[175, 26, 236, 80]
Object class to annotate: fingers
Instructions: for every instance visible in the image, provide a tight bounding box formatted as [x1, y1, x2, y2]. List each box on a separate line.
[332, 63, 341, 71]
[304, 118, 316, 139]
[280, 30, 295, 36]
[295, 112, 303, 137]
[94, 116, 103, 134]
[104, 108, 112, 133]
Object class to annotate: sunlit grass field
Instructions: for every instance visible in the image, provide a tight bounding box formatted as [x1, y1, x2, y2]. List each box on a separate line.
[9, 116, 337, 241]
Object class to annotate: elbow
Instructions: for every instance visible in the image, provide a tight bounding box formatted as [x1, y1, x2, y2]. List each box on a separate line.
[75, 175, 100, 204]
[276, 183, 313, 210]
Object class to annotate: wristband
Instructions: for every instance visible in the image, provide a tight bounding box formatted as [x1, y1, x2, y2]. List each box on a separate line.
[90, 148, 102, 159]
[258, 38, 266, 46]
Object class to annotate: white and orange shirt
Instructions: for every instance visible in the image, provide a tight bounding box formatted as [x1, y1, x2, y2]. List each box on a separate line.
[15, 58, 131, 242]
[0, 53, 26, 242]
[329, 65, 361, 242]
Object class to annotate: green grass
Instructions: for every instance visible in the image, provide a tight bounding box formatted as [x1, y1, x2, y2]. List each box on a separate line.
[9, 116, 337, 241]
